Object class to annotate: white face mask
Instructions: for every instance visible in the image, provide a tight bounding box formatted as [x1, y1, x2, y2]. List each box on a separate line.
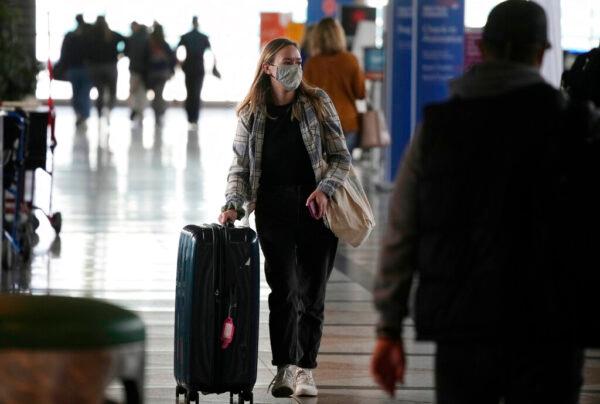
[271, 64, 303, 91]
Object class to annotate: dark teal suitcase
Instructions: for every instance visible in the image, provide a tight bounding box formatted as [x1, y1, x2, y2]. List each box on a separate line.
[174, 224, 259, 404]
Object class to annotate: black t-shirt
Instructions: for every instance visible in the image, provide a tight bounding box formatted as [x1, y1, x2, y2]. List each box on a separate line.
[260, 102, 315, 188]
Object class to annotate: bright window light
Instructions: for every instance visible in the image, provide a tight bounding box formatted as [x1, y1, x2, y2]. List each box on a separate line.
[36, 0, 307, 102]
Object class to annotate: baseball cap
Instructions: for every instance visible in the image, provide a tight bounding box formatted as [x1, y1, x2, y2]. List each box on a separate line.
[482, 0, 550, 48]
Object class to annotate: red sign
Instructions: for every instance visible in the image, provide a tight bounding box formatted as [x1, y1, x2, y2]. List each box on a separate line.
[260, 13, 291, 48]
[322, 0, 337, 16]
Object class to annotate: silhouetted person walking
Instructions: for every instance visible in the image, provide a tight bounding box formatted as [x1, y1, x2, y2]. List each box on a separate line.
[125, 21, 149, 121]
[371, 1, 600, 403]
[59, 14, 92, 126]
[177, 16, 220, 127]
[87, 16, 125, 119]
[146, 22, 175, 126]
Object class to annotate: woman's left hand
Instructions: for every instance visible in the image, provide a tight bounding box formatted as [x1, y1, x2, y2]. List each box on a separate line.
[306, 189, 328, 219]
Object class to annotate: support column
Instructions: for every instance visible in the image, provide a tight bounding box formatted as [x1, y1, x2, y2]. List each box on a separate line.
[384, 0, 413, 180]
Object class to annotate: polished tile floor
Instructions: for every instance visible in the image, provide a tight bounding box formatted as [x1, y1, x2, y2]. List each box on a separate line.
[6, 106, 600, 403]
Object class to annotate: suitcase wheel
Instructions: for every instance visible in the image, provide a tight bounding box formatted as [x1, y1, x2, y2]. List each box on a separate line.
[240, 391, 253, 403]
[176, 385, 186, 398]
[185, 390, 198, 404]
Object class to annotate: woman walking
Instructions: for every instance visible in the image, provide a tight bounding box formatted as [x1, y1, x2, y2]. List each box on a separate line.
[304, 18, 366, 154]
[146, 22, 175, 126]
[218, 38, 350, 398]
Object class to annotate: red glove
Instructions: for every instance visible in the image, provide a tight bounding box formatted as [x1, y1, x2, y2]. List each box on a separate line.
[370, 337, 405, 397]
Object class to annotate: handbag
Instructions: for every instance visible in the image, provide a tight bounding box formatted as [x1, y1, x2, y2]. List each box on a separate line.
[359, 109, 391, 149]
[324, 165, 375, 247]
[51, 59, 69, 82]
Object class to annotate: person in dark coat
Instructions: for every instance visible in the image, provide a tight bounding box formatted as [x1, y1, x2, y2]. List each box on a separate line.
[145, 22, 175, 126]
[371, 1, 600, 403]
[125, 21, 149, 121]
[59, 14, 92, 126]
[561, 41, 600, 107]
[87, 16, 126, 119]
[177, 16, 220, 127]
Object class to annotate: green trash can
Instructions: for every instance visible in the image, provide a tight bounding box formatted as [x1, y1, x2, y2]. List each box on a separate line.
[0, 294, 146, 404]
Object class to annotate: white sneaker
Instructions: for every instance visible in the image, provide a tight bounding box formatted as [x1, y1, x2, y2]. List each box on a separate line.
[268, 365, 295, 397]
[294, 367, 318, 396]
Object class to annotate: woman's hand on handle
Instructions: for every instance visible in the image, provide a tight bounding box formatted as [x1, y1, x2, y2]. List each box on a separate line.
[218, 209, 238, 224]
[306, 190, 328, 219]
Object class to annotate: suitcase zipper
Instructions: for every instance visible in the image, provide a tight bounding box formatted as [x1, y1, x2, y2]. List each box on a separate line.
[211, 224, 223, 388]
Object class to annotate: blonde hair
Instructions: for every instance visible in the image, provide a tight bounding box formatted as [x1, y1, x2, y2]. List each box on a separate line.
[312, 17, 347, 55]
[300, 24, 315, 57]
[237, 37, 326, 122]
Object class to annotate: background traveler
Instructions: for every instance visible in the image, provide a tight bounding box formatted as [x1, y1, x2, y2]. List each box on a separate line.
[58, 14, 92, 127]
[561, 40, 600, 107]
[177, 16, 221, 128]
[145, 22, 175, 126]
[304, 17, 366, 154]
[299, 24, 315, 67]
[218, 37, 351, 398]
[125, 21, 149, 121]
[371, 1, 600, 403]
[87, 16, 125, 119]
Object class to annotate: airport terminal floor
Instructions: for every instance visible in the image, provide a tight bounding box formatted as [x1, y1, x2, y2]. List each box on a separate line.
[7, 106, 600, 403]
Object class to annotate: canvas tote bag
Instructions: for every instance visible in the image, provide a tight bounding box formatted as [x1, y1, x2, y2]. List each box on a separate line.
[359, 109, 391, 149]
[324, 165, 376, 247]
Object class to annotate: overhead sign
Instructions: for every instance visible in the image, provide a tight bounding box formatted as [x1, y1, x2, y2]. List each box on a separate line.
[412, 0, 465, 127]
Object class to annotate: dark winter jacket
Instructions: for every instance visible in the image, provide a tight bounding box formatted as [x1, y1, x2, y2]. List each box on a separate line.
[178, 30, 211, 74]
[125, 29, 149, 74]
[374, 62, 600, 344]
[59, 26, 90, 68]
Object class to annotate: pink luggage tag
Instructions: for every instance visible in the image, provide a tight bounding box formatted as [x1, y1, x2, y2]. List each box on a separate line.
[221, 300, 237, 350]
[221, 316, 235, 349]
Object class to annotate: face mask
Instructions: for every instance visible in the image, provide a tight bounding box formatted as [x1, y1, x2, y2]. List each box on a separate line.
[272, 64, 303, 91]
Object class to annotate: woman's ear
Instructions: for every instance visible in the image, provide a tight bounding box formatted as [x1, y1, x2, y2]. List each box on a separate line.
[262, 63, 271, 76]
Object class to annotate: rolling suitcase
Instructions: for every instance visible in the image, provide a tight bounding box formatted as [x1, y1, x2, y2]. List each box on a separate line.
[174, 224, 260, 404]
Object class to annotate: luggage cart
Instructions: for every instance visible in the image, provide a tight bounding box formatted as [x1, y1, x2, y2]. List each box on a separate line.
[2, 110, 32, 269]
[1, 105, 61, 271]
[25, 105, 62, 235]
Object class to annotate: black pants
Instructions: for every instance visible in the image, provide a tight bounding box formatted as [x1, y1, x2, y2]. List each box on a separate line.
[255, 185, 338, 369]
[184, 71, 205, 123]
[435, 342, 585, 404]
[89, 63, 117, 114]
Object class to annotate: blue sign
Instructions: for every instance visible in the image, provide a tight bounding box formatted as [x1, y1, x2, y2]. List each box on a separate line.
[385, 0, 413, 180]
[412, 0, 464, 127]
[364, 47, 385, 76]
[307, 0, 355, 24]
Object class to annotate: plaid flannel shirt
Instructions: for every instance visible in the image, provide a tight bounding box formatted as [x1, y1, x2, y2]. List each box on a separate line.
[225, 89, 351, 214]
